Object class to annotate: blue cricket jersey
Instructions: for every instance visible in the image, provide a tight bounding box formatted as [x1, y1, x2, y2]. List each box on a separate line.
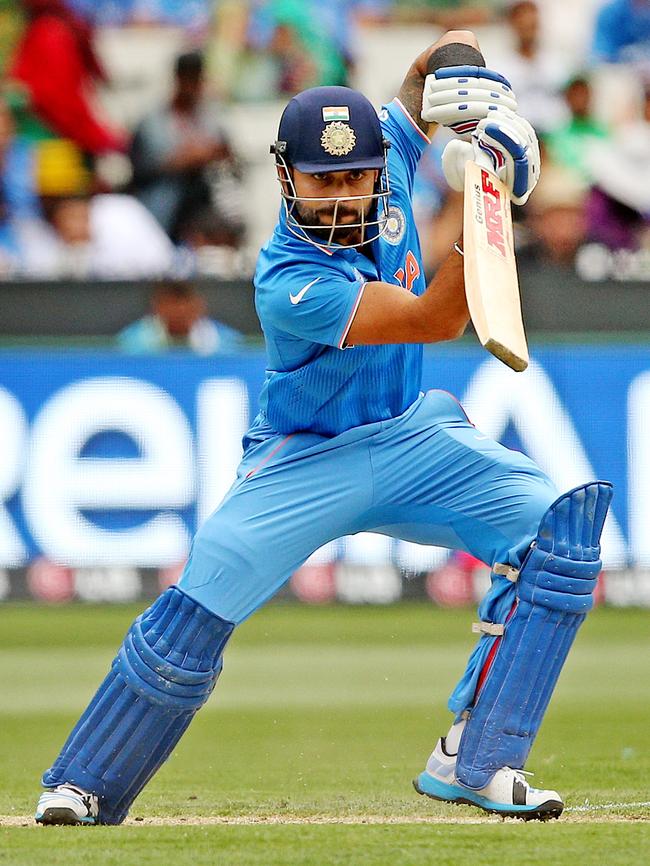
[250, 98, 430, 439]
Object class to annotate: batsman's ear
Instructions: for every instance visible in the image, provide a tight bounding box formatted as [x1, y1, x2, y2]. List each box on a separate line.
[426, 43, 486, 74]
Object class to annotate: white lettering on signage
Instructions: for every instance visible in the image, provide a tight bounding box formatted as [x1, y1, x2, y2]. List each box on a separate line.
[461, 359, 627, 569]
[335, 563, 403, 604]
[0, 388, 28, 565]
[0, 364, 642, 571]
[75, 567, 142, 602]
[628, 372, 650, 567]
[395, 540, 449, 572]
[22, 378, 194, 567]
[196, 379, 249, 527]
[344, 533, 392, 567]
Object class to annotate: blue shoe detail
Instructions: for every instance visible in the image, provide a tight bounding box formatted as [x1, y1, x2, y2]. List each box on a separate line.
[35, 786, 100, 825]
[413, 772, 563, 820]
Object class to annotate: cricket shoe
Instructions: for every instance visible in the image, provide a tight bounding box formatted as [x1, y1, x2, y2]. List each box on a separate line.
[35, 784, 99, 825]
[413, 736, 564, 821]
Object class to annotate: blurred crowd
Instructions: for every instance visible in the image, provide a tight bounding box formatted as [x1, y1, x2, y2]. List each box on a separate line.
[0, 0, 648, 289]
[413, 0, 650, 274]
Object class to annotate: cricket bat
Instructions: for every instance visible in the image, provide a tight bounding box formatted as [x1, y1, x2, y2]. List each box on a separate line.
[462, 159, 529, 372]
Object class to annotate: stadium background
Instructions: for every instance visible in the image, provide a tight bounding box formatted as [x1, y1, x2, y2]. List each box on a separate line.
[0, 0, 649, 609]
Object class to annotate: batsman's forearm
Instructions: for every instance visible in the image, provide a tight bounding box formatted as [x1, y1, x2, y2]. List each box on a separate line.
[415, 241, 469, 343]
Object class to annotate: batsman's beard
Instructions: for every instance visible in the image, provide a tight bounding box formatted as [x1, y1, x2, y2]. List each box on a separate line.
[294, 199, 374, 246]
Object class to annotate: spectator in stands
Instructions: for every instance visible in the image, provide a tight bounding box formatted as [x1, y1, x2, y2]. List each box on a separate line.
[16, 139, 175, 278]
[315, 0, 391, 83]
[268, 21, 319, 95]
[177, 206, 252, 277]
[591, 0, 650, 68]
[117, 280, 243, 355]
[222, 8, 316, 101]
[584, 81, 650, 249]
[544, 74, 610, 183]
[521, 155, 589, 265]
[0, 95, 39, 271]
[239, 0, 399, 100]
[0, 0, 23, 77]
[214, 1, 387, 101]
[8, 0, 127, 155]
[130, 50, 244, 246]
[65, 0, 213, 31]
[391, 0, 497, 28]
[492, 0, 568, 134]
[0, 108, 18, 272]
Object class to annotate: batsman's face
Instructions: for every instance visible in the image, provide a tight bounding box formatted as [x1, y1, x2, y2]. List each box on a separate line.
[291, 167, 378, 245]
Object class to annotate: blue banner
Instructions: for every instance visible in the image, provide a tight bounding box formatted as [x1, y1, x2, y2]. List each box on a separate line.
[0, 345, 647, 574]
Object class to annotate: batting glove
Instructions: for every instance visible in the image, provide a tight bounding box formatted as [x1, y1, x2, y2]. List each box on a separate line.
[421, 65, 518, 140]
[441, 108, 541, 205]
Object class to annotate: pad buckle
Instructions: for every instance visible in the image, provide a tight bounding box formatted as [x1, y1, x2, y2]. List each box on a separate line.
[472, 621, 505, 636]
[493, 562, 519, 582]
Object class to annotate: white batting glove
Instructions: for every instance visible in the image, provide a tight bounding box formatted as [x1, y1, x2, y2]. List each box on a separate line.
[441, 108, 541, 205]
[421, 65, 518, 140]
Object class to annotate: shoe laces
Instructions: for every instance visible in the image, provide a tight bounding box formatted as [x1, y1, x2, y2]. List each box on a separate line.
[503, 767, 534, 780]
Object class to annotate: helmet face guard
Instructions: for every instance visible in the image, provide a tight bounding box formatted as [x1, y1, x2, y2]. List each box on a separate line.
[273, 146, 391, 250]
[271, 85, 392, 250]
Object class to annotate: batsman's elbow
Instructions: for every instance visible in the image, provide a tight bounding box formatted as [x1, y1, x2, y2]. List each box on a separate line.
[448, 317, 469, 341]
[440, 316, 469, 342]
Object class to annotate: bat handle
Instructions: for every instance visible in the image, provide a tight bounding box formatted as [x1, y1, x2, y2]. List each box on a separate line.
[474, 148, 497, 174]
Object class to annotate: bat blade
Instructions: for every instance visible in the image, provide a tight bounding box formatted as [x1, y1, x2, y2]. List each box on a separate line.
[463, 160, 529, 372]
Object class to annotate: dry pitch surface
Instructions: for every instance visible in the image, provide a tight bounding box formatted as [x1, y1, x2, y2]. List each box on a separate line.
[1, 602, 649, 864]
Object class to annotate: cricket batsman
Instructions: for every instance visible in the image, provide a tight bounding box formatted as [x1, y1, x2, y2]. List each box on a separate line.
[35, 30, 612, 825]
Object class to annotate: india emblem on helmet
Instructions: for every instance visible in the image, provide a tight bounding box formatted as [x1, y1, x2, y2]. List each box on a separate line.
[320, 122, 357, 156]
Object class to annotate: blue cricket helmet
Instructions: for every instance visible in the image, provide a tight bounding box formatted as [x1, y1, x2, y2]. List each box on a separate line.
[272, 86, 388, 173]
[271, 86, 392, 249]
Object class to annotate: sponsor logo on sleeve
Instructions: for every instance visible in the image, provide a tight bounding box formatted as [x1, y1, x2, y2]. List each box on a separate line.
[289, 276, 320, 305]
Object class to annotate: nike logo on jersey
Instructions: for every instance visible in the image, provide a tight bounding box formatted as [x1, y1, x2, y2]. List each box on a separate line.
[290, 277, 320, 305]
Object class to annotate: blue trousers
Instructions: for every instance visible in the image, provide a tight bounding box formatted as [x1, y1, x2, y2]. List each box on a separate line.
[179, 391, 557, 645]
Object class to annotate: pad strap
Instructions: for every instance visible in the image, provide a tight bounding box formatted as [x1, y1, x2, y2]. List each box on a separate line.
[42, 587, 234, 824]
[455, 482, 613, 790]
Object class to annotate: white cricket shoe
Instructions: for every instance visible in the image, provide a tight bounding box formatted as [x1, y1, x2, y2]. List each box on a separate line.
[35, 784, 100, 825]
[414, 736, 564, 820]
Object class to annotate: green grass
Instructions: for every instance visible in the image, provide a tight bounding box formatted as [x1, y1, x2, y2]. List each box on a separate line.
[1, 603, 649, 864]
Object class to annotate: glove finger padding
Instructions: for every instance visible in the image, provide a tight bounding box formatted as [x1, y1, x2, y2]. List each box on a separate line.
[474, 109, 540, 205]
[422, 65, 518, 139]
[441, 139, 474, 193]
[441, 109, 541, 206]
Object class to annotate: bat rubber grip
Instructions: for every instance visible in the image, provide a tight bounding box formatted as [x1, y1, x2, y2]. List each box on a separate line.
[426, 43, 486, 74]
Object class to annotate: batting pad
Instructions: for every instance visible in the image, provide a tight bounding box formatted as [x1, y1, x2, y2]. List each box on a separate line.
[455, 481, 613, 790]
[42, 587, 234, 824]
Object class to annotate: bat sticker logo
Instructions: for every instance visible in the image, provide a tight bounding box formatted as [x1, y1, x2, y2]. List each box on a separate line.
[480, 170, 507, 257]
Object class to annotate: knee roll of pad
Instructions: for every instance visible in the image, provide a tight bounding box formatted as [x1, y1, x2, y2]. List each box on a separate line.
[118, 595, 224, 710]
[456, 482, 612, 791]
[518, 481, 611, 614]
[517, 546, 599, 613]
[42, 587, 234, 824]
